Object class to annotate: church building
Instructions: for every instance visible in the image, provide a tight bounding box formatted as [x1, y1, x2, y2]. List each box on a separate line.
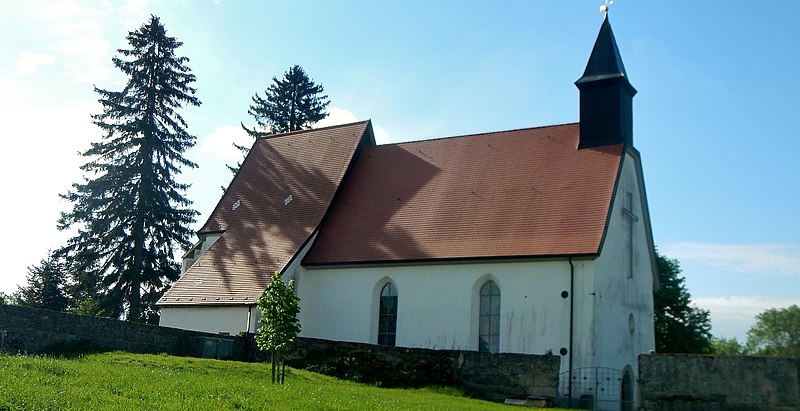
[159, 16, 656, 407]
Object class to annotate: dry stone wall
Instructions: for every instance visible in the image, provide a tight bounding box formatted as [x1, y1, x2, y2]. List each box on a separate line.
[0, 305, 242, 359]
[285, 337, 560, 402]
[639, 354, 800, 411]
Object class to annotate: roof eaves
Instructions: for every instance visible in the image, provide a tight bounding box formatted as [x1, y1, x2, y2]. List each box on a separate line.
[302, 252, 600, 270]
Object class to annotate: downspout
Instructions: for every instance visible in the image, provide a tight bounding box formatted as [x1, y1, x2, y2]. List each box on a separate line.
[568, 256, 575, 405]
[246, 305, 253, 361]
[247, 304, 253, 333]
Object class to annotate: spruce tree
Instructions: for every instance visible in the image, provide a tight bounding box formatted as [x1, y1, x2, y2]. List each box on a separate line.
[246, 65, 330, 135]
[231, 65, 329, 173]
[16, 252, 70, 312]
[58, 15, 200, 323]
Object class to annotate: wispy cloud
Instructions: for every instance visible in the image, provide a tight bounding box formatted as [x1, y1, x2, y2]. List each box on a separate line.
[16, 51, 58, 74]
[10, 1, 155, 84]
[662, 242, 800, 278]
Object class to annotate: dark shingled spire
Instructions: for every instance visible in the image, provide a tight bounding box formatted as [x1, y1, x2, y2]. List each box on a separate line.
[576, 15, 637, 149]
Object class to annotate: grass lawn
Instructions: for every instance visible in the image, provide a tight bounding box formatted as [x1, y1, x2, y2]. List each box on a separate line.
[0, 352, 563, 410]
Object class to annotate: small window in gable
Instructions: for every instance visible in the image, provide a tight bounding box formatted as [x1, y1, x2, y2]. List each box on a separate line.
[479, 280, 501, 353]
[378, 282, 398, 346]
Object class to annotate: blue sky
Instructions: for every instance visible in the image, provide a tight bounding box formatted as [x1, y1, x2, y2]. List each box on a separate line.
[1, 1, 798, 341]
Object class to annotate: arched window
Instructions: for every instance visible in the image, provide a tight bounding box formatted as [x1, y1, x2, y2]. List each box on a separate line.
[378, 282, 397, 346]
[479, 280, 500, 353]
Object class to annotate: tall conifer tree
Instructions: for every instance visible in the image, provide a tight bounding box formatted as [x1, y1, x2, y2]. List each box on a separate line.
[58, 15, 200, 323]
[231, 65, 329, 173]
[245, 65, 329, 135]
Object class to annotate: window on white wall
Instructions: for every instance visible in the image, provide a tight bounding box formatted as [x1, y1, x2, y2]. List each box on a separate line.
[479, 280, 500, 353]
[378, 282, 397, 346]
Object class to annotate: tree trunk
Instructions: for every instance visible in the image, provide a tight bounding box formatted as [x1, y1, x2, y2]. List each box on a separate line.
[129, 213, 144, 322]
[271, 349, 276, 383]
[281, 357, 286, 384]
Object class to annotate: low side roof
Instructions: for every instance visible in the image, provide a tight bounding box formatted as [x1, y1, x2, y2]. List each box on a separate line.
[159, 121, 372, 306]
[303, 123, 623, 265]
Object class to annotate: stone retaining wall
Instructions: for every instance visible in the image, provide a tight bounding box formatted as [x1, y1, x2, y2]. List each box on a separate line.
[639, 354, 800, 411]
[0, 305, 244, 359]
[0, 305, 559, 402]
[286, 337, 561, 402]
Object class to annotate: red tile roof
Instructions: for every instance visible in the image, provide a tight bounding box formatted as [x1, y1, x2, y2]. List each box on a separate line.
[303, 123, 623, 265]
[158, 121, 373, 306]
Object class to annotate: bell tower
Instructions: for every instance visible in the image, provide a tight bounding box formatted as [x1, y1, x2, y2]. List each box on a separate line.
[575, 15, 636, 149]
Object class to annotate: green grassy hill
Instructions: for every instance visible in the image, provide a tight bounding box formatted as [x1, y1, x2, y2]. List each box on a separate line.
[0, 352, 560, 410]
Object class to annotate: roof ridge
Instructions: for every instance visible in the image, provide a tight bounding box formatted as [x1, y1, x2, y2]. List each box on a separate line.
[256, 120, 371, 141]
[386, 122, 579, 147]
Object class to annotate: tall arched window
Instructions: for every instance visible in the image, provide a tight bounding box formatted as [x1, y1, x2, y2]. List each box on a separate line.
[378, 282, 397, 346]
[479, 280, 500, 353]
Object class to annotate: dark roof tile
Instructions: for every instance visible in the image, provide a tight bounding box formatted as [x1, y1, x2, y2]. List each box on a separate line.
[159, 121, 371, 305]
[304, 123, 622, 264]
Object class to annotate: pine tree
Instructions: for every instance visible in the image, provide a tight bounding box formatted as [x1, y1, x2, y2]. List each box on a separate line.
[231, 65, 329, 173]
[58, 15, 200, 323]
[16, 252, 70, 312]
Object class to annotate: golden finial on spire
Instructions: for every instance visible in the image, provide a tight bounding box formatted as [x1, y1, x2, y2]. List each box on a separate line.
[599, 0, 614, 15]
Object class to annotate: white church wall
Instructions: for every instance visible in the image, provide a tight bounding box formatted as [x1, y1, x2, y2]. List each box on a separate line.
[159, 304, 258, 335]
[568, 258, 598, 374]
[297, 259, 574, 357]
[588, 151, 656, 390]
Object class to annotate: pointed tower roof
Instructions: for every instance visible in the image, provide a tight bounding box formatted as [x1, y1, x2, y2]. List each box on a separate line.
[576, 15, 633, 87]
[575, 15, 637, 149]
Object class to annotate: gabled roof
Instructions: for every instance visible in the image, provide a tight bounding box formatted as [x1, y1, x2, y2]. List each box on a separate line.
[158, 121, 372, 306]
[303, 123, 624, 265]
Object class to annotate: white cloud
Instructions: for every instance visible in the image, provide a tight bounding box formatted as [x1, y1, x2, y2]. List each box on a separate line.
[16, 51, 58, 74]
[0, 77, 100, 294]
[199, 125, 253, 162]
[694, 295, 800, 340]
[314, 106, 391, 143]
[662, 242, 800, 278]
[314, 106, 359, 128]
[372, 126, 390, 144]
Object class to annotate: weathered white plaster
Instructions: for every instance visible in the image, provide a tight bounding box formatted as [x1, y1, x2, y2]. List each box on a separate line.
[585, 150, 656, 406]
[159, 304, 259, 335]
[297, 260, 573, 355]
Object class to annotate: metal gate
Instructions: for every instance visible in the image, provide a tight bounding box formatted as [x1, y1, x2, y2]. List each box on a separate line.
[558, 367, 632, 410]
